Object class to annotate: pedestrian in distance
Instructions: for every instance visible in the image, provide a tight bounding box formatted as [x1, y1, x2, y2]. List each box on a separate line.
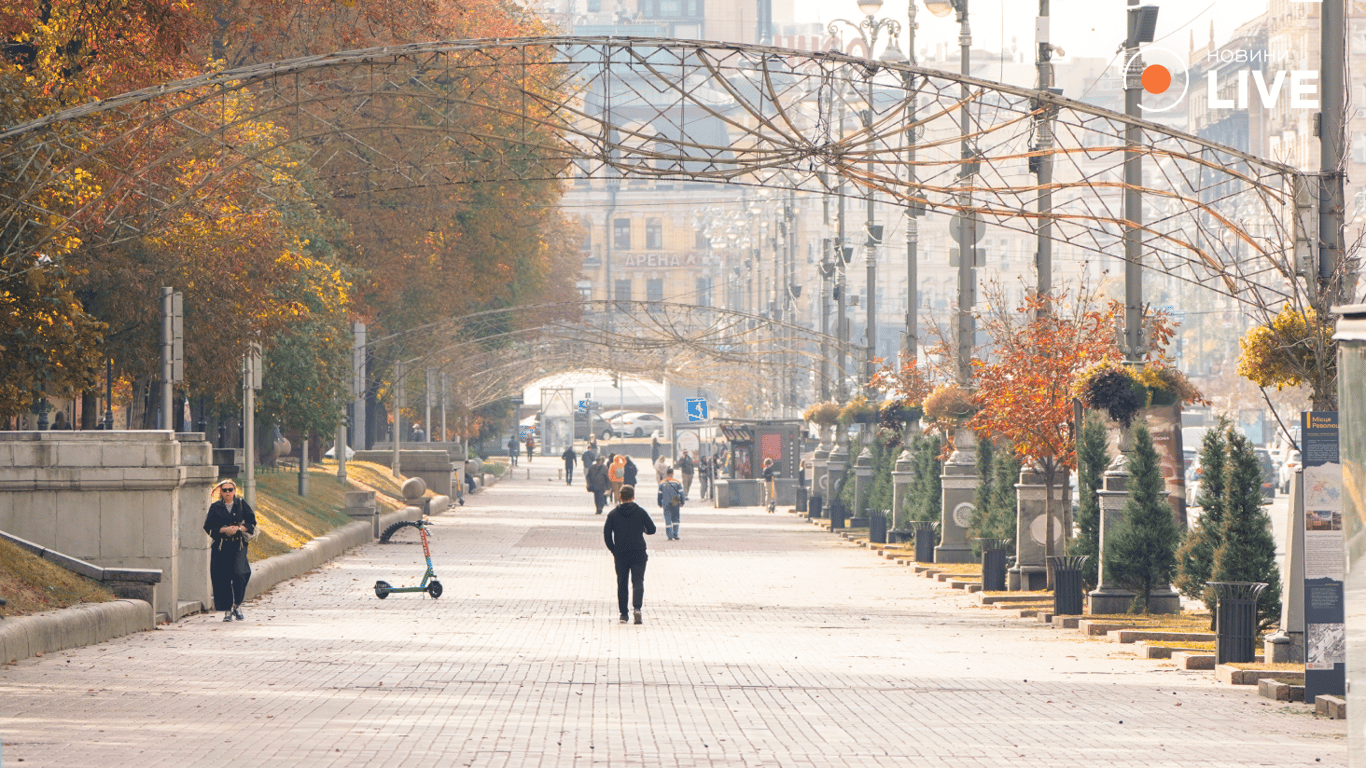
[464, 459, 478, 494]
[525, 434, 536, 462]
[698, 450, 713, 501]
[411, 423, 425, 442]
[658, 467, 685, 540]
[562, 445, 578, 485]
[582, 444, 598, 487]
[507, 436, 519, 466]
[679, 450, 695, 500]
[203, 480, 257, 622]
[608, 454, 626, 504]
[651, 434, 661, 464]
[762, 457, 778, 512]
[587, 456, 611, 514]
[653, 453, 668, 482]
[603, 484, 656, 624]
[623, 455, 639, 488]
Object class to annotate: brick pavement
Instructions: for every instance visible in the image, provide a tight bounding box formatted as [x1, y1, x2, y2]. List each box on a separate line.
[0, 459, 1346, 767]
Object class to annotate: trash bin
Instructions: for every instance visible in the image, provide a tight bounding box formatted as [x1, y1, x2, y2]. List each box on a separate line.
[1049, 555, 1090, 615]
[912, 520, 936, 563]
[869, 510, 888, 544]
[829, 500, 846, 530]
[796, 483, 808, 513]
[1208, 581, 1268, 664]
[978, 538, 1012, 592]
[808, 494, 823, 520]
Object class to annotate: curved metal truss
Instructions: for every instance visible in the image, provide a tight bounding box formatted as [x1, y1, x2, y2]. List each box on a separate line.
[0, 36, 1309, 314]
[372, 299, 854, 411]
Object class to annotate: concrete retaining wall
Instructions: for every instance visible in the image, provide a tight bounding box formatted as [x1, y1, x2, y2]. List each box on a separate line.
[0, 506, 420, 665]
[0, 600, 155, 665]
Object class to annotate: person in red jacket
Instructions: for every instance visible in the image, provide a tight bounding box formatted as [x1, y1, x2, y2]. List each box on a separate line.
[603, 485, 657, 624]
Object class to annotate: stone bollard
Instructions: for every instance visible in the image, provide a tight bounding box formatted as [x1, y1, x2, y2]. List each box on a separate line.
[343, 489, 378, 538]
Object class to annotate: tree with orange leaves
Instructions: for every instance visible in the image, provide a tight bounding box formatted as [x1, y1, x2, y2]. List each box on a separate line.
[971, 291, 1118, 585]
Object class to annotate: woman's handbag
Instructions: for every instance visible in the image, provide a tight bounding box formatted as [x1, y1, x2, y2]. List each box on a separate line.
[233, 543, 251, 576]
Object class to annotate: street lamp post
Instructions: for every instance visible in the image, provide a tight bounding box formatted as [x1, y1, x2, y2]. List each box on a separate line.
[829, 0, 906, 394]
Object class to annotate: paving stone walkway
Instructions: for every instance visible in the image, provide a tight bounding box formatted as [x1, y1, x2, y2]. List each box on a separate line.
[0, 459, 1346, 767]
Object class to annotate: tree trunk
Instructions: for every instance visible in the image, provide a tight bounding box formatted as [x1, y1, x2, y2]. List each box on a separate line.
[80, 390, 99, 429]
[1043, 467, 1055, 591]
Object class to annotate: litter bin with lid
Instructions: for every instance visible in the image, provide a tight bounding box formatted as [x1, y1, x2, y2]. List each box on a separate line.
[978, 538, 1012, 592]
[912, 520, 936, 563]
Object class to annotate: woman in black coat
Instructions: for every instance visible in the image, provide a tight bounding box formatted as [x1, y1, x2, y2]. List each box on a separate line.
[203, 479, 258, 622]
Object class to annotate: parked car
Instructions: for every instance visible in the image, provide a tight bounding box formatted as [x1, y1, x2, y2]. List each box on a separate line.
[611, 411, 664, 437]
[1279, 449, 1302, 493]
[575, 412, 616, 441]
[1254, 447, 1277, 500]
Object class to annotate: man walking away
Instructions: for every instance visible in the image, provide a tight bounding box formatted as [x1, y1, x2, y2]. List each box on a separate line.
[507, 436, 519, 466]
[658, 467, 685, 541]
[562, 445, 578, 485]
[679, 450, 695, 500]
[587, 456, 610, 514]
[526, 435, 536, 462]
[603, 485, 656, 624]
[623, 455, 639, 488]
[699, 451, 712, 501]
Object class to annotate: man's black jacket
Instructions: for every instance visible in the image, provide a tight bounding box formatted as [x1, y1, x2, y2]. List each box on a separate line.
[603, 502, 657, 554]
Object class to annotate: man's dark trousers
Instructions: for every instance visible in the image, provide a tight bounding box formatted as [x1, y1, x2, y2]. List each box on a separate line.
[614, 550, 648, 616]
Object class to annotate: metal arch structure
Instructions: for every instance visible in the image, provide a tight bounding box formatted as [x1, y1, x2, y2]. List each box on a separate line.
[0, 35, 1315, 311]
[366, 299, 855, 413]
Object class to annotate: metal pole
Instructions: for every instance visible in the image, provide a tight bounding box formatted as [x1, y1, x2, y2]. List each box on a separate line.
[392, 359, 404, 479]
[352, 322, 366, 450]
[1036, 0, 1054, 303]
[865, 73, 878, 392]
[1319, 0, 1346, 302]
[103, 357, 114, 430]
[441, 372, 449, 443]
[956, 0, 975, 384]
[336, 416, 348, 485]
[244, 351, 256, 507]
[905, 3, 919, 362]
[423, 367, 433, 442]
[1123, 0, 1144, 362]
[161, 287, 173, 430]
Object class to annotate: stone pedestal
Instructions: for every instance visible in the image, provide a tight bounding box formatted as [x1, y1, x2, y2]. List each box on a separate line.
[1265, 470, 1305, 663]
[1010, 466, 1069, 592]
[1088, 451, 1180, 614]
[935, 426, 977, 563]
[853, 448, 873, 518]
[343, 489, 379, 538]
[176, 433, 218, 617]
[890, 448, 914, 531]
[825, 436, 847, 521]
[0, 431, 214, 621]
[809, 435, 830, 519]
[355, 449, 454, 497]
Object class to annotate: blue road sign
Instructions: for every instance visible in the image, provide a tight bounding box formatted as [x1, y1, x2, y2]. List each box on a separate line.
[578, 400, 590, 413]
[686, 398, 709, 422]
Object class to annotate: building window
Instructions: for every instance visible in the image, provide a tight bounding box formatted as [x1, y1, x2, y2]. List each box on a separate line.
[581, 218, 592, 252]
[576, 280, 592, 301]
[614, 279, 633, 304]
[646, 218, 663, 250]
[613, 218, 631, 249]
[696, 277, 712, 307]
[695, 230, 709, 249]
[647, 278, 664, 302]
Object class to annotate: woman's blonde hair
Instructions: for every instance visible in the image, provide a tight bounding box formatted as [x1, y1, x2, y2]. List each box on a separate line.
[211, 479, 238, 503]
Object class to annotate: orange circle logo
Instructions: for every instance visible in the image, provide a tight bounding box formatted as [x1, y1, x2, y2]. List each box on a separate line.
[1142, 64, 1172, 94]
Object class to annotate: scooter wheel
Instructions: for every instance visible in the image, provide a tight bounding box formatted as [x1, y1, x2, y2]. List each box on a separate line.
[374, 580, 391, 599]
[427, 580, 443, 599]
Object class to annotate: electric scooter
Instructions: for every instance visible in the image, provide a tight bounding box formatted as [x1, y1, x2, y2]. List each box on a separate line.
[374, 519, 442, 599]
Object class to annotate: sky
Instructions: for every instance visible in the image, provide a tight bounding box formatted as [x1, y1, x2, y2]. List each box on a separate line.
[794, 0, 1271, 64]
